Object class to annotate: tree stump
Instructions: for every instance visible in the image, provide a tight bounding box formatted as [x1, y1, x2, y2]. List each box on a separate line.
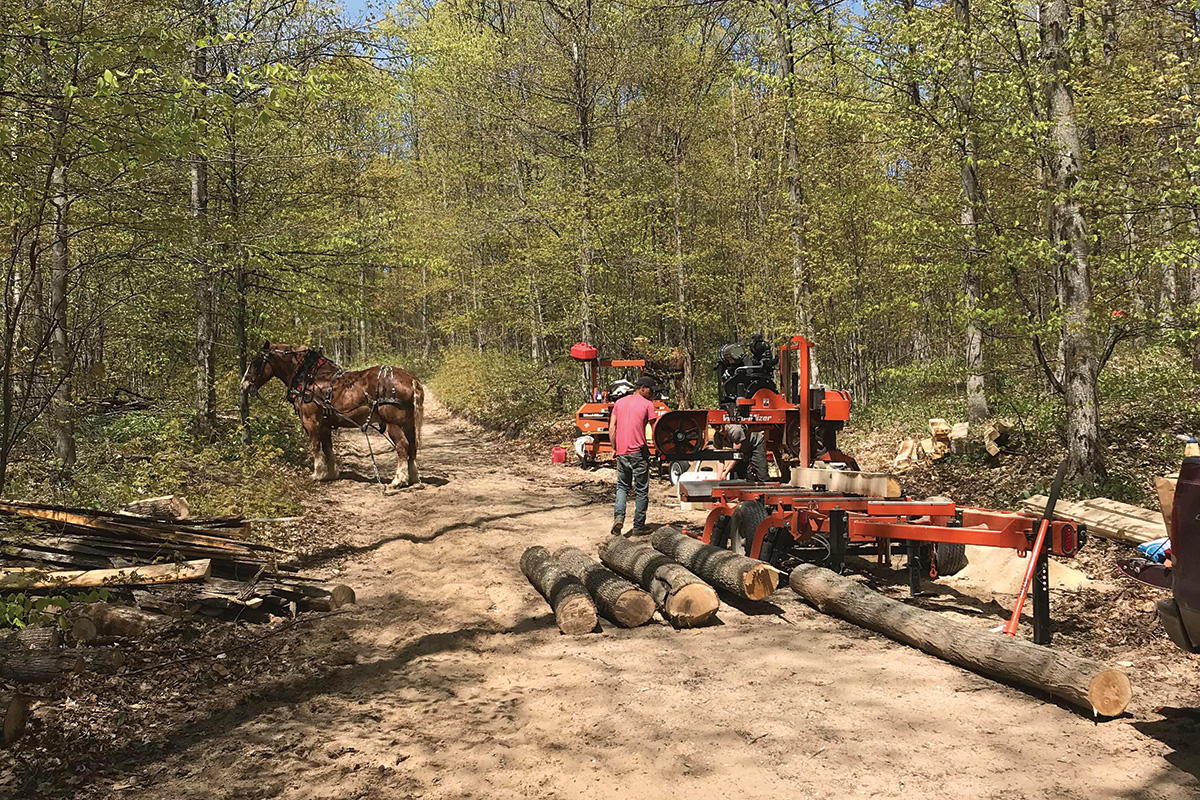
[554, 546, 655, 627]
[789, 564, 1132, 716]
[520, 546, 597, 635]
[651, 527, 778, 601]
[599, 537, 719, 628]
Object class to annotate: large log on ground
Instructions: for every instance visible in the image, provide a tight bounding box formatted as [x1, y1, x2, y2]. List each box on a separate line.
[789, 564, 1132, 716]
[520, 546, 597, 635]
[554, 546, 655, 627]
[68, 603, 170, 641]
[599, 537, 719, 628]
[650, 527, 778, 601]
[0, 559, 211, 590]
[2, 692, 30, 747]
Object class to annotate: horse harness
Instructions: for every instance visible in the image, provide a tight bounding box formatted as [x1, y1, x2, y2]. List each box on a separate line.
[285, 349, 411, 432]
[280, 348, 413, 486]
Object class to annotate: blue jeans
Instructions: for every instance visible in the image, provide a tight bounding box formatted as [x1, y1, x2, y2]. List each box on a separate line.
[614, 453, 650, 528]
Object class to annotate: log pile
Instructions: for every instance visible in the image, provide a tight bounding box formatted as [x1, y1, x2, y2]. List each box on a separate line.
[0, 499, 354, 621]
[599, 537, 720, 628]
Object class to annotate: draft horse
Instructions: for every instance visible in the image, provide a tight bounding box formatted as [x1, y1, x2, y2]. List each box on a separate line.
[240, 342, 425, 486]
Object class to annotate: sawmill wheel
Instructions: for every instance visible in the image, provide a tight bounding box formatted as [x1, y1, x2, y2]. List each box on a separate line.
[655, 412, 705, 458]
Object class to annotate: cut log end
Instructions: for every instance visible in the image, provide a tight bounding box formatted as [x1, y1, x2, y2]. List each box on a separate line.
[556, 595, 598, 636]
[329, 584, 356, 608]
[1088, 670, 1133, 717]
[664, 584, 719, 628]
[611, 589, 656, 628]
[741, 565, 779, 601]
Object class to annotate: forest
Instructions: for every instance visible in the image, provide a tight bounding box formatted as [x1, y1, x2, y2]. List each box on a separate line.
[4, 0, 1200, 504]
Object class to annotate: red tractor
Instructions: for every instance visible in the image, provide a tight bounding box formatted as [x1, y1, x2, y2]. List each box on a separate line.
[569, 342, 672, 468]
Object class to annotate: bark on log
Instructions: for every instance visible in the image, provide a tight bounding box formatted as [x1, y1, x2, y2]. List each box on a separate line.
[650, 527, 778, 601]
[1, 626, 63, 650]
[520, 546, 597, 635]
[599, 537, 719, 628]
[0, 647, 126, 683]
[2, 692, 30, 747]
[789, 564, 1132, 716]
[0, 559, 211, 590]
[68, 603, 169, 641]
[554, 546, 655, 627]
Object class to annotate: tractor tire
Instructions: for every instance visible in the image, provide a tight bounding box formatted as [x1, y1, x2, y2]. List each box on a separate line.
[934, 541, 969, 576]
[731, 500, 770, 558]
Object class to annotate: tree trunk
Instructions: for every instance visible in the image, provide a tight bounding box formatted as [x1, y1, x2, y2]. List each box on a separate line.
[192, 4, 216, 439]
[49, 161, 74, 470]
[650, 527, 778, 601]
[520, 546, 597, 635]
[1042, 0, 1104, 482]
[770, 0, 812, 335]
[789, 565, 1132, 716]
[955, 0, 990, 422]
[599, 536, 720, 628]
[554, 546, 655, 627]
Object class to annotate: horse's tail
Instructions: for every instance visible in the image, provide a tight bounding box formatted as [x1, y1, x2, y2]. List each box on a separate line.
[413, 378, 425, 450]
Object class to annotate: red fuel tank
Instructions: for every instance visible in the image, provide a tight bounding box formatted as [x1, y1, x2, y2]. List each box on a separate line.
[570, 342, 598, 362]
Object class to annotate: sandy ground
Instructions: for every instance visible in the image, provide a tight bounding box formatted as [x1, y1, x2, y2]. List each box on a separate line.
[106, 398, 1200, 800]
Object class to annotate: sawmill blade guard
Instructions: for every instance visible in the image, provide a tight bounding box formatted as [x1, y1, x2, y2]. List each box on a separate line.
[654, 410, 707, 458]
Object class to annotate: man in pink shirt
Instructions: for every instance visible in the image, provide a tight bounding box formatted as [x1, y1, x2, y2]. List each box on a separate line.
[609, 375, 659, 536]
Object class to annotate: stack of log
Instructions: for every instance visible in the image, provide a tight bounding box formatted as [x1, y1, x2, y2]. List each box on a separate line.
[519, 527, 779, 633]
[0, 499, 354, 621]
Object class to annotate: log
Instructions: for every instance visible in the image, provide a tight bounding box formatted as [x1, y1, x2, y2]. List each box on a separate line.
[124, 495, 190, 519]
[68, 603, 169, 641]
[0, 559, 211, 590]
[1156, 475, 1179, 531]
[893, 438, 919, 470]
[650, 527, 777, 601]
[554, 546, 655, 627]
[0, 650, 67, 683]
[519, 546, 597, 635]
[1, 626, 62, 651]
[789, 564, 1132, 716]
[598, 537, 719, 628]
[2, 692, 30, 747]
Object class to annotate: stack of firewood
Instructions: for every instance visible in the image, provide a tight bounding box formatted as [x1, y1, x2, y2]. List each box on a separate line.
[520, 527, 779, 633]
[0, 499, 354, 622]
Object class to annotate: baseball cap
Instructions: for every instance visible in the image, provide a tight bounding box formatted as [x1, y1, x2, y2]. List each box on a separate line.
[635, 376, 657, 389]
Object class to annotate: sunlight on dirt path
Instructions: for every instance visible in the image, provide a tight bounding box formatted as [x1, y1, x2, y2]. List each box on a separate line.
[116, 395, 1198, 800]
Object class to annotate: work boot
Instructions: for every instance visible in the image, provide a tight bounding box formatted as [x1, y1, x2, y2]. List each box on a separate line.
[631, 524, 655, 537]
[611, 521, 624, 536]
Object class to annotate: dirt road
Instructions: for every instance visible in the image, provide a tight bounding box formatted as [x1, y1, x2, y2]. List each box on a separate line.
[114, 400, 1199, 800]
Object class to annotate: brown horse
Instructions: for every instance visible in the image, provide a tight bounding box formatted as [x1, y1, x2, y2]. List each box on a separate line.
[240, 342, 425, 486]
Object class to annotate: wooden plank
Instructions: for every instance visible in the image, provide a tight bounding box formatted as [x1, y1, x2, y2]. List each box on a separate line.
[789, 467, 903, 498]
[0, 559, 211, 590]
[1021, 496, 1163, 544]
[1080, 497, 1164, 526]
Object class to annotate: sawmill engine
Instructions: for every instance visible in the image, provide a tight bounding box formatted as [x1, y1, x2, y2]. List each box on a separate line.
[715, 333, 778, 415]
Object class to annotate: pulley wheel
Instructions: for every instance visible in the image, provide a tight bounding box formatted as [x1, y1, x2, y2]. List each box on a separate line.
[655, 412, 705, 458]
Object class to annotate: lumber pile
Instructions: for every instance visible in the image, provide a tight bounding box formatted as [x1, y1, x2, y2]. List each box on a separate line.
[790, 564, 1132, 716]
[0, 499, 354, 621]
[895, 418, 1013, 468]
[1021, 495, 1165, 545]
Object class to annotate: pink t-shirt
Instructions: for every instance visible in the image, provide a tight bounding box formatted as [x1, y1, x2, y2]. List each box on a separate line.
[610, 393, 657, 456]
